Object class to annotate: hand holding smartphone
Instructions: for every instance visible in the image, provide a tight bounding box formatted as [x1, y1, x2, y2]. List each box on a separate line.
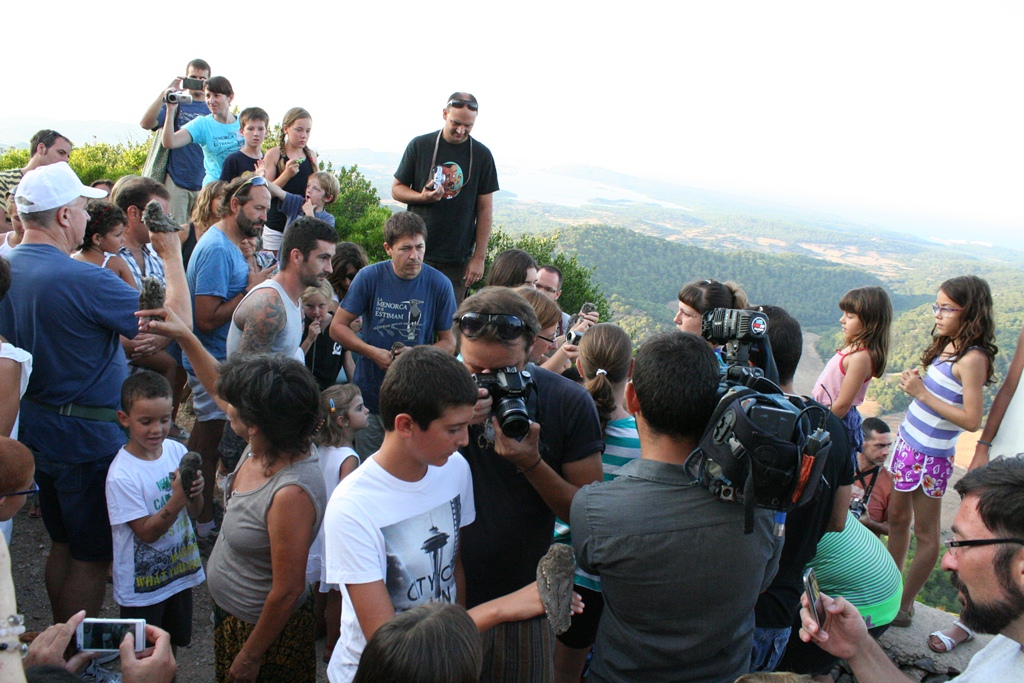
[803, 568, 826, 629]
[77, 618, 146, 653]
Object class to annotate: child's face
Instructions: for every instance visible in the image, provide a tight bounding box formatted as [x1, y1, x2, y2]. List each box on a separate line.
[120, 396, 173, 456]
[242, 119, 267, 148]
[840, 310, 863, 342]
[285, 118, 312, 148]
[345, 396, 370, 432]
[95, 222, 126, 253]
[305, 179, 327, 207]
[408, 404, 474, 468]
[934, 288, 963, 337]
[303, 293, 329, 322]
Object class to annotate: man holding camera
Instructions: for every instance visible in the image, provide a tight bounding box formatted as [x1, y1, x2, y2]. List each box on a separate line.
[139, 59, 211, 225]
[392, 92, 499, 303]
[570, 330, 782, 683]
[453, 287, 603, 682]
[852, 417, 893, 537]
[329, 211, 457, 459]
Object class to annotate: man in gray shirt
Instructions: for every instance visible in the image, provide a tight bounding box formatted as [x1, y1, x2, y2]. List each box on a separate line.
[570, 331, 783, 683]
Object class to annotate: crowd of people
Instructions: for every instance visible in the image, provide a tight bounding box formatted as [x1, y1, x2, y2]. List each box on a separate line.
[0, 58, 1021, 683]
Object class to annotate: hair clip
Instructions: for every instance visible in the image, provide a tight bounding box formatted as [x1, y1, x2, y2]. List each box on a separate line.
[595, 369, 608, 376]
[704, 278, 713, 285]
[329, 398, 336, 414]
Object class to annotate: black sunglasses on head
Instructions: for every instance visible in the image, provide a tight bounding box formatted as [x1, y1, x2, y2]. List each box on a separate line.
[447, 98, 479, 111]
[456, 313, 524, 340]
[230, 175, 269, 201]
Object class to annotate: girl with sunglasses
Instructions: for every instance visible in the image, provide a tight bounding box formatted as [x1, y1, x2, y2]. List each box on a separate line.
[887, 275, 997, 629]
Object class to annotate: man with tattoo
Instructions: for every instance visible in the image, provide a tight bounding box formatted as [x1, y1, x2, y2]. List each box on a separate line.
[216, 215, 339, 468]
[184, 174, 274, 541]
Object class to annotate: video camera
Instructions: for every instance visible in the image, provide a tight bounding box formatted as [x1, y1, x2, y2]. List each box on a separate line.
[688, 308, 832, 535]
[473, 367, 534, 439]
[163, 91, 193, 105]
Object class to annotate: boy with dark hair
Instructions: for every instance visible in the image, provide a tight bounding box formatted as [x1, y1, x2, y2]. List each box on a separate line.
[324, 346, 553, 683]
[219, 107, 270, 182]
[571, 331, 782, 683]
[106, 371, 205, 656]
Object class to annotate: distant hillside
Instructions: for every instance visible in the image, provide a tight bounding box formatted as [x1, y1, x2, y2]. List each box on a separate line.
[545, 225, 927, 341]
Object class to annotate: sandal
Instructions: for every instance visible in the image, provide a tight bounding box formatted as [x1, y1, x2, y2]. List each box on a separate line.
[929, 620, 974, 653]
[891, 605, 915, 627]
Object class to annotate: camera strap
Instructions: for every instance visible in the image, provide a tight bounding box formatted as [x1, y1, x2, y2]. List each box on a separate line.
[430, 131, 473, 187]
[855, 464, 880, 503]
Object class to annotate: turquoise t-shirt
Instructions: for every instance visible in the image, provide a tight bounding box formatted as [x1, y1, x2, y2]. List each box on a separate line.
[182, 114, 242, 186]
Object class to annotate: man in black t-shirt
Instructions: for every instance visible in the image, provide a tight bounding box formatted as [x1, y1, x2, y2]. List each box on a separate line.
[454, 287, 603, 682]
[392, 92, 499, 303]
[748, 305, 855, 673]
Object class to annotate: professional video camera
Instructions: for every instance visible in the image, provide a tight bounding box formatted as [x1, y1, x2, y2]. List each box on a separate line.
[473, 367, 534, 439]
[688, 308, 832, 535]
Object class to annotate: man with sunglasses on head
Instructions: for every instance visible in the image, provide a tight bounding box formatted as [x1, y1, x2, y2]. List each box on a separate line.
[330, 211, 457, 459]
[799, 456, 1024, 681]
[392, 92, 499, 304]
[184, 172, 274, 542]
[0, 129, 72, 228]
[452, 287, 603, 682]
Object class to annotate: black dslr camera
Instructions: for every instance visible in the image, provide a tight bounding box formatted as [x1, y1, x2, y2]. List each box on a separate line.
[473, 367, 534, 439]
[701, 308, 778, 387]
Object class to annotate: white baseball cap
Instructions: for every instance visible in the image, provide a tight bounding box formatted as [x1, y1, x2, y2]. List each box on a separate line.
[14, 162, 106, 213]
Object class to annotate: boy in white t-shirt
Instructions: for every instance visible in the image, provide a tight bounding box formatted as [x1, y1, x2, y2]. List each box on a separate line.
[324, 346, 564, 683]
[106, 371, 205, 654]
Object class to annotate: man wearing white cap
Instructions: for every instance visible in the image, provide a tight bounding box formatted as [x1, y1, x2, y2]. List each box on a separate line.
[0, 162, 190, 624]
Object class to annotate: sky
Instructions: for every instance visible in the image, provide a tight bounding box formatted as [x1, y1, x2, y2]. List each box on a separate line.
[6, 1, 1023, 242]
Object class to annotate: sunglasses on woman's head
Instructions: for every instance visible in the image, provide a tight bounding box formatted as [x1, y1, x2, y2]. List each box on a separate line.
[456, 313, 525, 340]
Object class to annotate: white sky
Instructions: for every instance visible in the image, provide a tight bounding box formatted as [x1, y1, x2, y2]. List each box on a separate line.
[7, 1, 1023, 236]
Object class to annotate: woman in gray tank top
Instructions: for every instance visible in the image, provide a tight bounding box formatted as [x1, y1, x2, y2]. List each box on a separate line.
[134, 306, 327, 683]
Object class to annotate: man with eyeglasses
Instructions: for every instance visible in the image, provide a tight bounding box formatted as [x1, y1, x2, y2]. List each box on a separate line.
[184, 173, 273, 541]
[799, 456, 1024, 681]
[392, 92, 499, 304]
[0, 129, 72, 228]
[330, 211, 457, 459]
[451, 286, 603, 682]
[139, 58, 212, 225]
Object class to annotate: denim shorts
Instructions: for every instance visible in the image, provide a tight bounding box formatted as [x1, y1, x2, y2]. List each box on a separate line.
[35, 454, 116, 562]
[187, 372, 226, 421]
[749, 625, 791, 673]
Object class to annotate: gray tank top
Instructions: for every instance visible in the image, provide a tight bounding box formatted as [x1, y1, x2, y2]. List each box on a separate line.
[206, 452, 327, 624]
[225, 279, 303, 360]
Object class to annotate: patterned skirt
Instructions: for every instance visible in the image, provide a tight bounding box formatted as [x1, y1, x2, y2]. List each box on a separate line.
[213, 593, 316, 683]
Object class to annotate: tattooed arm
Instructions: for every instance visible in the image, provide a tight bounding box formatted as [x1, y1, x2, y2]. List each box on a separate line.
[234, 287, 287, 356]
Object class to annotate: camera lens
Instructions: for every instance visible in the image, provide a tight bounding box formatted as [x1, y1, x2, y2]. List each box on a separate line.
[495, 398, 530, 439]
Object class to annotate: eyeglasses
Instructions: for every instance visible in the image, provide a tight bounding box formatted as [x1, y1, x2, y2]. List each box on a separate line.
[230, 175, 269, 202]
[447, 98, 479, 111]
[931, 303, 963, 318]
[4, 483, 39, 498]
[944, 537, 1024, 555]
[456, 313, 525, 340]
[535, 284, 558, 295]
[537, 333, 556, 344]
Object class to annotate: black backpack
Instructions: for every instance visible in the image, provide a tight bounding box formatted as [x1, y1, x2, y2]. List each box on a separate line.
[685, 383, 833, 534]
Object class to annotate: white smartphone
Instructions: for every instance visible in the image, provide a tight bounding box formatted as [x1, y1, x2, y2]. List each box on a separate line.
[803, 568, 826, 629]
[77, 618, 146, 652]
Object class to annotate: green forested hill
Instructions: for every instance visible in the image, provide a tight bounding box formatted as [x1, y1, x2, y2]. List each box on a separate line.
[549, 224, 922, 340]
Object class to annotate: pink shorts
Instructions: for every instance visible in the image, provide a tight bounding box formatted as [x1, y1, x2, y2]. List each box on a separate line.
[888, 434, 954, 498]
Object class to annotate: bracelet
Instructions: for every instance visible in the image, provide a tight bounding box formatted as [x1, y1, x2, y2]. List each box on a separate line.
[0, 614, 25, 639]
[518, 454, 543, 474]
[977, 439, 993, 447]
[0, 641, 28, 656]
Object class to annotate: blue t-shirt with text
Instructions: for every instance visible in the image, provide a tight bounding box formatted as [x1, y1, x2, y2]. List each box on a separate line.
[182, 115, 243, 186]
[155, 100, 210, 191]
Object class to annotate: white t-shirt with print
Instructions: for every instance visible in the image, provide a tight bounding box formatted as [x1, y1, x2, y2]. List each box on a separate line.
[324, 453, 475, 683]
[106, 439, 206, 607]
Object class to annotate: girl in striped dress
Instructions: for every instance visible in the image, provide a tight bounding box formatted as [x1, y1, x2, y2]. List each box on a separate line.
[887, 275, 997, 627]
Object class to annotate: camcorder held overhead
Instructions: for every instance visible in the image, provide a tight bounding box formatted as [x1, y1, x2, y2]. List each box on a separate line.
[688, 308, 832, 535]
[473, 367, 534, 440]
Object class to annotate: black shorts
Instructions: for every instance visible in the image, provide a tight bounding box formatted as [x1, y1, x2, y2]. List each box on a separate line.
[555, 584, 604, 649]
[35, 454, 116, 562]
[120, 588, 194, 648]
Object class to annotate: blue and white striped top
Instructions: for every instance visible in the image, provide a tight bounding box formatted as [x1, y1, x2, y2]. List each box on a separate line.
[899, 358, 965, 458]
